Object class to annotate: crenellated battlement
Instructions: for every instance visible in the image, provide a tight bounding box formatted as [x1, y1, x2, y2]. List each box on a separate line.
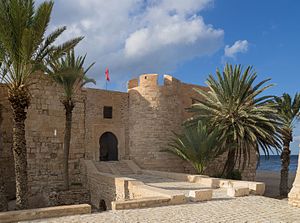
[127, 74, 181, 90]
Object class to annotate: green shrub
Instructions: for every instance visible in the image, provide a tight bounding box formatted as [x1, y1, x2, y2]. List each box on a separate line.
[164, 121, 221, 174]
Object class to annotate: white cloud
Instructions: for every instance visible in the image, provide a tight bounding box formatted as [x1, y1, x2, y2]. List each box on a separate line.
[295, 135, 300, 142]
[37, 0, 224, 90]
[224, 40, 249, 59]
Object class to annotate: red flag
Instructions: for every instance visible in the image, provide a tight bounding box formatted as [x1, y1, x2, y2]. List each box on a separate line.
[105, 68, 110, 81]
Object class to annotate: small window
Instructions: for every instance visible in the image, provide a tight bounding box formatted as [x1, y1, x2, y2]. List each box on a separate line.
[103, 106, 113, 119]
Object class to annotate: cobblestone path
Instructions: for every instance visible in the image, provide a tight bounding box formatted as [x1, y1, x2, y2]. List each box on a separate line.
[25, 196, 300, 223]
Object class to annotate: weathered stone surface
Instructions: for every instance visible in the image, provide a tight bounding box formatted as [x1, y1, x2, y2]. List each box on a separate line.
[200, 177, 220, 188]
[248, 182, 265, 195]
[48, 188, 90, 206]
[0, 204, 91, 223]
[189, 189, 213, 202]
[288, 145, 300, 207]
[111, 196, 170, 210]
[0, 84, 15, 200]
[227, 187, 250, 197]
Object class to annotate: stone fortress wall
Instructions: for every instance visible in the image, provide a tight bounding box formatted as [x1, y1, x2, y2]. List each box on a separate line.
[0, 72, 86, 207]
[0, 73, 257, 207]
[83, 88, 129, 162]
[0, 84, 15, 200]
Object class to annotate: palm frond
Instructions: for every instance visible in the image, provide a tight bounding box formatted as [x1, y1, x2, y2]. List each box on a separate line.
[188, 64, 282, 172]
[46, 49, 95, 101]
[164, 121, 222, 174]
[0, 0, 83, 91]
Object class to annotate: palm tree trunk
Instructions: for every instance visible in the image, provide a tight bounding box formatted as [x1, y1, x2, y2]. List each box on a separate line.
[62, 100, 74, 191]
[280, 138, 291, 197]
[8, 89, 30, 210]
[224, 149, 236, 178]
[12, 109, 29, 209]
[0, 105, 8, 211]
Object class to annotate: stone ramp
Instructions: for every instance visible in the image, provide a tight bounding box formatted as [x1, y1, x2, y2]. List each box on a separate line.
[82, 160, 265, 211]
[93, 160, 137, 176]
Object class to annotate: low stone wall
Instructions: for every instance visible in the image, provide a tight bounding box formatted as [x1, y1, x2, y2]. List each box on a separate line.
[80, 160, 127, 210]
[0, 204, 91, 223]
[49, 188, 90, 206]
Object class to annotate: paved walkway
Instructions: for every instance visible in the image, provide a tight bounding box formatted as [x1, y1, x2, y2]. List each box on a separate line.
[25, 196, 300, 223]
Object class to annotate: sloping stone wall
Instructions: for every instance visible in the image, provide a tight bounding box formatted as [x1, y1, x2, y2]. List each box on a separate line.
[80, 160, 127, 210]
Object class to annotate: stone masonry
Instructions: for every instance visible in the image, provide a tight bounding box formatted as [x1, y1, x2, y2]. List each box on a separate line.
[288, 144, 300, 207]
[0, 73, 257, 207]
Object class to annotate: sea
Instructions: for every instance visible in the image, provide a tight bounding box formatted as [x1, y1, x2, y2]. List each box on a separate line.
[257, 155, 299, 173]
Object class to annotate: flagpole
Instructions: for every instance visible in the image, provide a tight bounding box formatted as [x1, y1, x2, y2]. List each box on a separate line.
[106, 80, 107, 90]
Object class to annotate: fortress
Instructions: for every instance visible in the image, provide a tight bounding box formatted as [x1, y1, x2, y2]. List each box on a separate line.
[0, 72, 257, 208]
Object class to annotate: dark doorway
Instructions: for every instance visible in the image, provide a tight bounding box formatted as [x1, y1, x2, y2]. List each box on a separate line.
[99, 132, 118, 161]
[99, 199, 107, 211]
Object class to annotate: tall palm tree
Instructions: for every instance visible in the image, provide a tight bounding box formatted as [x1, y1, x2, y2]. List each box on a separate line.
[188, 64, 282, 177]
[46, 50, 95, 190]
[0, 104, 8, 211]
[165, 121, 222, 174]
[0, 0, 82, 209]
[274, 93, 300, 197]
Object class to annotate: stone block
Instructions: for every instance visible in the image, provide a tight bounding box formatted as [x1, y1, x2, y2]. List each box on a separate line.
[189, 189, 213, 202]
[200, 177, 220, 188]
[187, 175, 208, 183]
[169, 194, 186, 205]
[128, 79, 138, 89]
[249, 182, 265, 195]
[0, 204, 91, 223]
[111, 196, 170, 210]
[227, 187, 249, 197]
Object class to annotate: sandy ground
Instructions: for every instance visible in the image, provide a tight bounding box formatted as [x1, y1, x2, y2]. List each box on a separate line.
[255, 170, 296, 198]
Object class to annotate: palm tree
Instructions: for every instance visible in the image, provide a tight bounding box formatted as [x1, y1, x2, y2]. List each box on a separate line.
[46, 50, 95, 190]
[188, 64, 282, 178]
[0, 104, 8, 211]
[0, 0, 82, 209]
[165, 121, 221, 174]
[274, 93, 300, 197]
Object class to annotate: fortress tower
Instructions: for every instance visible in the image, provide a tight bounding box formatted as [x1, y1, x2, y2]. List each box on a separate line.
[128, 74, 189, 172]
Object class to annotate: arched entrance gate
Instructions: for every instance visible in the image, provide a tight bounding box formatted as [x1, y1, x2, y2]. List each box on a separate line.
[99, 132, 118, 161]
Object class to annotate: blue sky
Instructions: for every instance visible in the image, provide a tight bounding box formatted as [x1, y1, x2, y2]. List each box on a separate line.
[45, 0, 300, 154]
[173, 0, 300, 154]
[174, 0, 300, 97]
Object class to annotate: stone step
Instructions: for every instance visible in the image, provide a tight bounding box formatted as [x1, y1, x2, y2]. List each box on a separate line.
[111, 196, 171, 210]
[93, 162, 113, 174]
